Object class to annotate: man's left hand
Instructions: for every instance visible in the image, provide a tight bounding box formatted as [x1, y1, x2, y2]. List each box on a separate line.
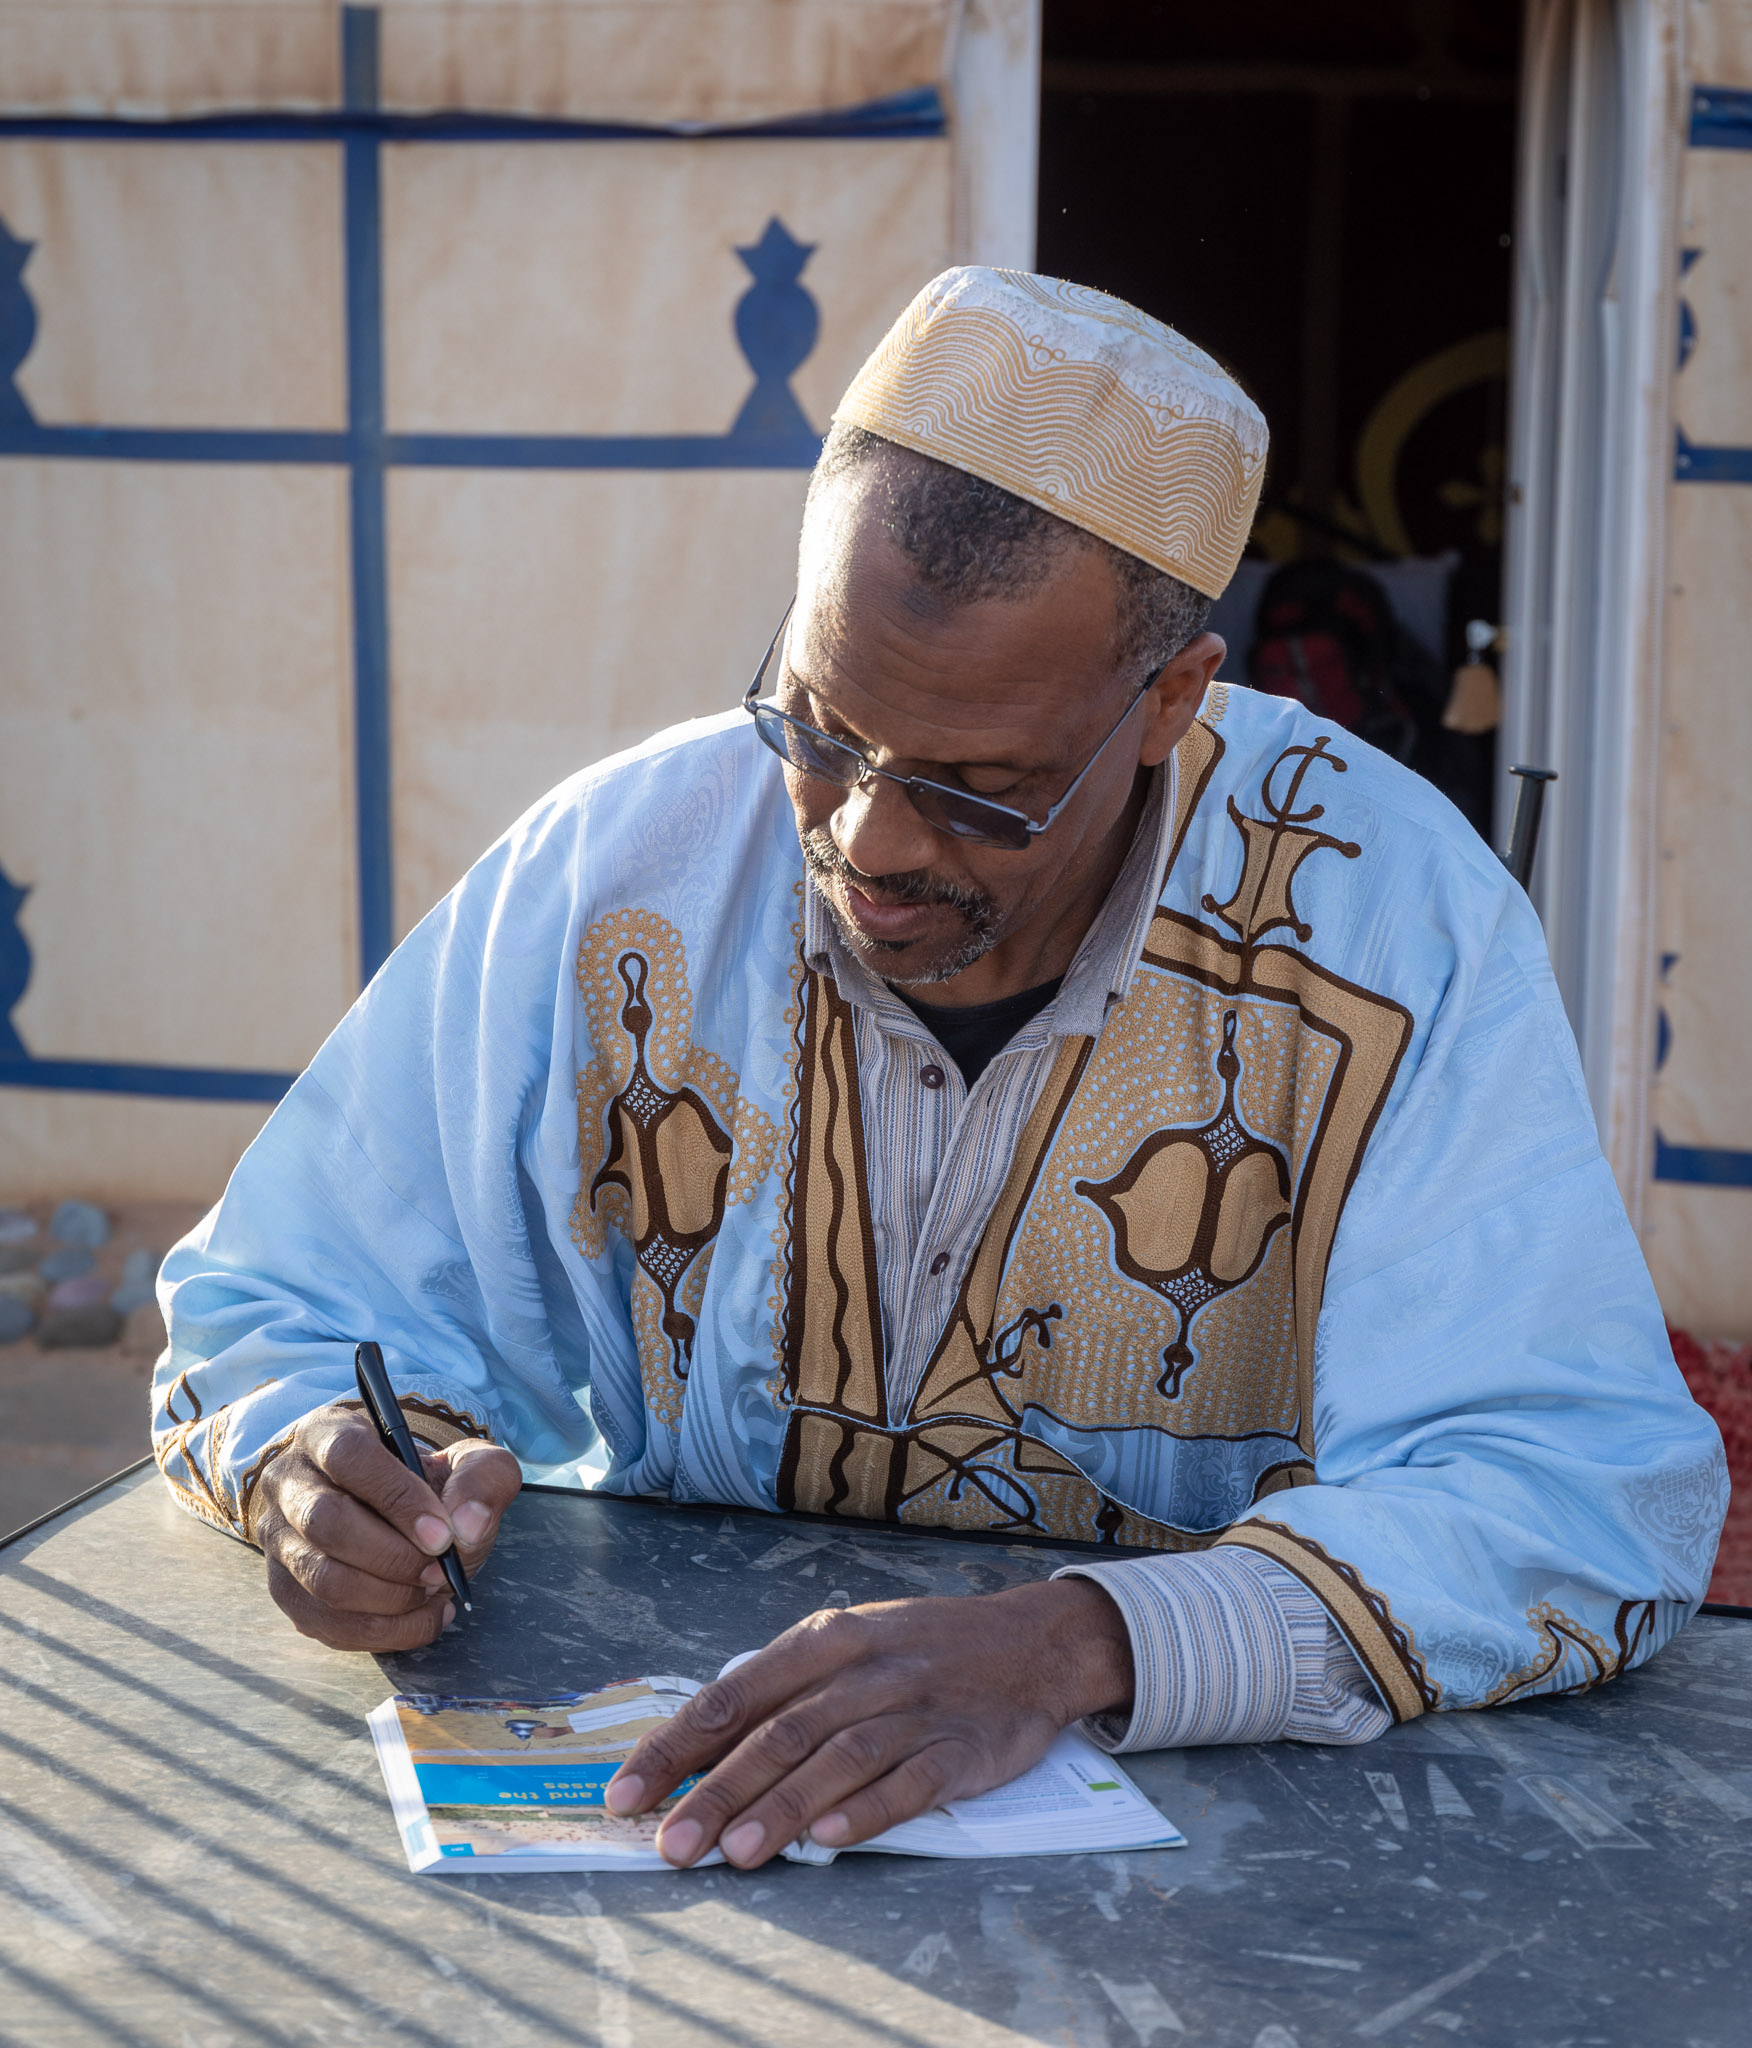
[603, 1577, 1132, 1868]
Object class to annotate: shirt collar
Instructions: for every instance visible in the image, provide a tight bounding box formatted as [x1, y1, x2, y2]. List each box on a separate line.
[801, 748, 1178, 1042]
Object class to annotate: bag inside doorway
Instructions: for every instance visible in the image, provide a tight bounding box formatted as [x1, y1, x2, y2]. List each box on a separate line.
[1246, 560, 1449, 771]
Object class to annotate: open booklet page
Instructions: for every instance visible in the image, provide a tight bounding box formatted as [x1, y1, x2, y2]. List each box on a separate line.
[369, 1672, 1184, 1875]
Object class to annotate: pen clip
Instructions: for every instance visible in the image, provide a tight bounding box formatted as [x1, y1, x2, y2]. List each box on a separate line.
[354, 1340, 391, 1436]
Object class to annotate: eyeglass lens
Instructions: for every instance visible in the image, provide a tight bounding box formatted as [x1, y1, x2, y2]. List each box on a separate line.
[750, 705, 1032, 851]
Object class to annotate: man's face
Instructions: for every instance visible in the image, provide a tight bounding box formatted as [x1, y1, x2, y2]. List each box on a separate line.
[780, 469, 1214, 990]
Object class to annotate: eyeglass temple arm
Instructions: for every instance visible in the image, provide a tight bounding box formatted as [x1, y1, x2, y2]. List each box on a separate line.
[1032, 666, 1166, 831]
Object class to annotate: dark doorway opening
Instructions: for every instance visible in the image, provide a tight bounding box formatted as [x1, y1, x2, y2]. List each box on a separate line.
[1037, 1, 1521, 834]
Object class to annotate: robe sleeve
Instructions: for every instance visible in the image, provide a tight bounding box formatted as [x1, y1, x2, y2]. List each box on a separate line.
[1053, 1546, 1391, 1751]
[1214, 884, 1729, 1718]
[151, 790, 607, 1542]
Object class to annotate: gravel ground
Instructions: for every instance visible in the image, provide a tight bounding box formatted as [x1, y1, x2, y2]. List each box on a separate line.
[0, 1200, 206, 1539]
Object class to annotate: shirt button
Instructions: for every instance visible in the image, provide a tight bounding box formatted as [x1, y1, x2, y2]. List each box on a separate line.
[929, 1251, 951, 1276]
[920, 1064, 946, 1090]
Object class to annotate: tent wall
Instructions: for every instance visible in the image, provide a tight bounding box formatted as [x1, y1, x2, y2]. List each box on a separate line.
[1643, 0, 1752, 1334]
[1502, 0, 1752, 1337]
[0, 0, 1041, 1203]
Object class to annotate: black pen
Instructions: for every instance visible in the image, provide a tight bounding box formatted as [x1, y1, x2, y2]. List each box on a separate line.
[354, 1340, 473, 1612]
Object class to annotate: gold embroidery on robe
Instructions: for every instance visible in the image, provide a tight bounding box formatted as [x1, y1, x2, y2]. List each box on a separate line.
[1475, 1599, 1658, 1708]
[574, 909, 777, 1430]
[775, 721, 1413, 1552]
[1217, 1517, 1441, 1720]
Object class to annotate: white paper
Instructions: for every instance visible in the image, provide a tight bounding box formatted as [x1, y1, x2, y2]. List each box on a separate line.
[370, 1667, 1184, 1876]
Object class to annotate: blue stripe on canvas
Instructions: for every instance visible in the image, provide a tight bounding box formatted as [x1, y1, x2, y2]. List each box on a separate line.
[1690, 85, 1752, 148]
[1653, 1132, 1752, 1188]
[0, 95, 945, 148]
[0, 1057, 295, 1102]
[0, 2, 860, 1092]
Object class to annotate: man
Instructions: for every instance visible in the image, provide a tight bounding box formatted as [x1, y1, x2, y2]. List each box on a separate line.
[154, 269, 1725, 1871]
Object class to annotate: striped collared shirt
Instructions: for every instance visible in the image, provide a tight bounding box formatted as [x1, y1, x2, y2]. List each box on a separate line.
[802, 763, 1388, 1751]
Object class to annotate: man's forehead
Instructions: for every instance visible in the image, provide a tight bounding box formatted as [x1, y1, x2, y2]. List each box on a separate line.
[787, 539, 1127, 756]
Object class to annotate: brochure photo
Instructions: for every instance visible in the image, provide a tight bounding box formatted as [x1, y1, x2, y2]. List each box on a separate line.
[368, 1673, 1186, 1875]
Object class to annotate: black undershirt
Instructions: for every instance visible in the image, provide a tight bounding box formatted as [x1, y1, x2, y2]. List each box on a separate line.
[892, 976, 1066, 1089]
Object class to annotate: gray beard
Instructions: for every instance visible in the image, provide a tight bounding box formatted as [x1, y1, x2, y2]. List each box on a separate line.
[801, 829, 1001, 986]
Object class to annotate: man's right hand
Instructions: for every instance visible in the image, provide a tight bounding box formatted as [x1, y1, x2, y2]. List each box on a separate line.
[248, 1402, 523, 1651]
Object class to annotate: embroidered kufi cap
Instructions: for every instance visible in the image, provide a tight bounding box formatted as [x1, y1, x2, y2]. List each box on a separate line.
[834, 267, 1268, 600]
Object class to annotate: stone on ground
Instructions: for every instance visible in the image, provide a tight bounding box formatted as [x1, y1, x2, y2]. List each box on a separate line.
[50, 1199, 110, 1250]
[111, 1248, 159, 1315]
[38, 1304, 124, 1350]
[49, 1273, 110, 1310]
[39, 1246, 95, 1282]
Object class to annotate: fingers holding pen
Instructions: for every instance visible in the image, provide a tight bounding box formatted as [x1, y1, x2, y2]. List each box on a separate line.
[317, 1417, 461, 1557]
[427, 1437, 523, 1573]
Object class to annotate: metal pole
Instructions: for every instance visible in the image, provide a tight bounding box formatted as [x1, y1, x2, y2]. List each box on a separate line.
[1503, 765, 1558, 889]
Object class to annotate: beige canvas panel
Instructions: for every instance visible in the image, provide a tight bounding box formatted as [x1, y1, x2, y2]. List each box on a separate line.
[1675, 146, 1752, 449]
[380, 137, 952, 435]
[1644, 1179, 1752, 1343]
[1686, 0, 1752, 86]
[1642, 16, 1752, 1333]
[0, 0, 949, 123]
[379, 0, 952, 125]
[0, 140, 346, 430]
[1651, 485, 1752, 1132]
[386, 467, 809, 935]
[0, 1092, 272, 1205]
[0, 461, 358, 1069]
[0, 2, 337, 119]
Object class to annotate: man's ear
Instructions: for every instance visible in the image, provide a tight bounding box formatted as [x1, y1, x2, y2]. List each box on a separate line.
[1137, 631, 1227, 767]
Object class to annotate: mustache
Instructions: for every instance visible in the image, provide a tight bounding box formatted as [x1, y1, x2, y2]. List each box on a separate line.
[801, 830, 995, 922]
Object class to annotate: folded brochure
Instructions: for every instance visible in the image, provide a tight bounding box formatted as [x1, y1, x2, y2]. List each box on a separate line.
[369, 1671, 1186, 1872]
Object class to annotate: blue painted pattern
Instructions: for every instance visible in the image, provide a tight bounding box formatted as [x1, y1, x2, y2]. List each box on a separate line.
[0, 4, 931, 1101]
[0, 863, 31, 1061]
[1675, 94, 1752, 486]
[1690, 84, 1752, 148]
[1654, 1133, 1752, 1189]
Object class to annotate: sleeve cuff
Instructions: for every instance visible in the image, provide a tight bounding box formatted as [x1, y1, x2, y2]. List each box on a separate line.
[1052, 1546, 1393, 1752]
[232, 1390, 495, 1542]
[1051, 1546, 1299, 1752]
[1268, 1555, 1394, 1745]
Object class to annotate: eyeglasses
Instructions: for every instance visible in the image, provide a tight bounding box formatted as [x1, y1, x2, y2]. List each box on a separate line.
[742, 602, 1157, 852]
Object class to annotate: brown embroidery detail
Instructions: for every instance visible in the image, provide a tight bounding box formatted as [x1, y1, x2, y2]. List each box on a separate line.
[776, 965, 888, 1432]
[574, 909, 778, 1430]
[777, 1026, 1188, 1549]
[766, 889, 809, 1395]
[1166, 713, 1226, 878]
[1203, 736, 1361, 947]
[235, 1422, 299, 1544]
[1477, 1599, 1660, 1708]
[775, 728, 1405, 1548]
[1137, 911, 1412, 1438]
[329, 1394, 492, 1455]
[396, 1395, 493, 1450]
[1218, 1518, 1441, 1722]
[153, 1369, 237, 1535]
[1077, 1010, 1291, 1398]
[1249, 1459, 1314, 1502]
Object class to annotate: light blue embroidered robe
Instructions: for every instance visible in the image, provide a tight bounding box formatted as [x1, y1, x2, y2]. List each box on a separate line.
[154, 685, 1727, 1718]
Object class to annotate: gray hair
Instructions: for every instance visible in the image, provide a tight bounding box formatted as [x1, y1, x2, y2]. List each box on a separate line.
[806, 421, 1212, 679]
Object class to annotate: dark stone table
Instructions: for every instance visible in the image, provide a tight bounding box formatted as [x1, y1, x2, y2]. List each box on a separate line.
[2, 1468, 1747, 2046]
